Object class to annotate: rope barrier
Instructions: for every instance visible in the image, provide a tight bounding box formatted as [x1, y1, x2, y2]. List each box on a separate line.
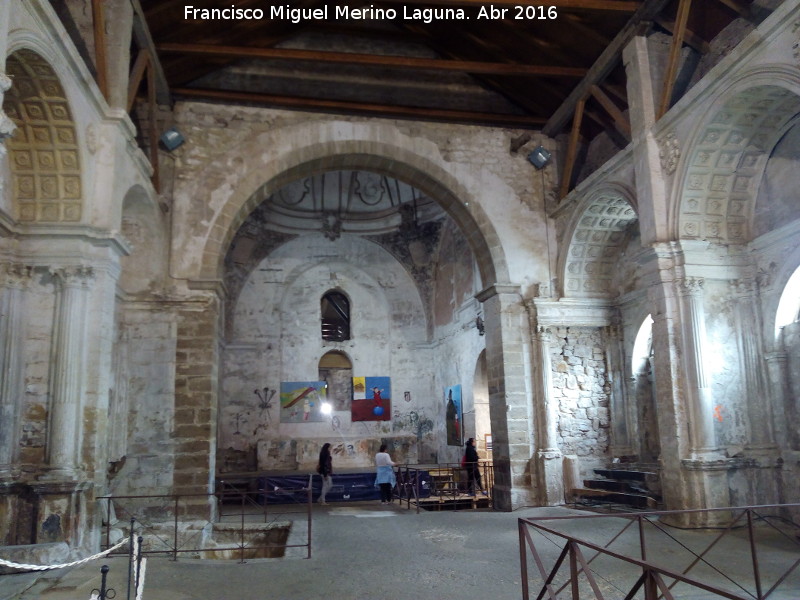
[0, 538, 128, 572]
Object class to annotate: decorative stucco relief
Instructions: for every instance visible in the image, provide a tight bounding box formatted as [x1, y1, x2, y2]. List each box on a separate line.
[658, 131, 681, 175]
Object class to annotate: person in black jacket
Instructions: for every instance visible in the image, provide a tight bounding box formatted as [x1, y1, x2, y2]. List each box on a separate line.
[463, 437, 483, 496]
[317, 443, 333, 505]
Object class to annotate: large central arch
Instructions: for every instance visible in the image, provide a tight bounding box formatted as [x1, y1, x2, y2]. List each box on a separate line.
[178, 121, 511, 288]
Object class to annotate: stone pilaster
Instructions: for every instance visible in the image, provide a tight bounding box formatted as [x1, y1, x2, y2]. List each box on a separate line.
[605, 321, 634, 457]
[731, 279, 775, 451]
[45, 266, 94, 479]
[0, 71, 15, 157]
[476, 284, 529, 510]
[530, 319, 563, 506]
[174, 294, 220, 521]
[677, 277, 718, 457]
[0, 263, 32, 481]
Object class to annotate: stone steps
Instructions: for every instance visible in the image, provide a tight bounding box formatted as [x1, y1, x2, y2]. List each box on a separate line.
[572, 466, 662, 510]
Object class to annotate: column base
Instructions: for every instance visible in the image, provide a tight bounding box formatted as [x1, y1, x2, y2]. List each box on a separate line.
[535, 450, 563, 505]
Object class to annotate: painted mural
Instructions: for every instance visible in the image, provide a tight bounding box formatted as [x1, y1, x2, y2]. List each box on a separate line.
[445, 384, 462, 446]
[352, 376, 391, 421]
[280, 381, 328, 422]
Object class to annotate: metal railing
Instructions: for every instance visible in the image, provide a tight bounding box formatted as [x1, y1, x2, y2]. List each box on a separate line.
[395, 462, 494, 513]
[519, 504, 800, 600]
[98, 480, 313, 562]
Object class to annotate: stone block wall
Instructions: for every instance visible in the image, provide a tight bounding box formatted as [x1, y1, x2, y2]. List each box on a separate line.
[550, 326, 611, 475]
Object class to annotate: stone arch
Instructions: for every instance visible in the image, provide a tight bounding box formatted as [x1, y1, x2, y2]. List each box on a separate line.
[119, 184, 168, 294]
[188, 124, 508, 288]
[3, 48, 82, 223]
[559, 183, 638, 298]
[673, 69, 800, 244]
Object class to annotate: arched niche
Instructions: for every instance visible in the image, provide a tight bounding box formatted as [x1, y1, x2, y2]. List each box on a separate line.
[119, 184, 167, 294]
[559, 185, 638, 298]
[675, 80, 800, 244]
[3, 49, 82, 223]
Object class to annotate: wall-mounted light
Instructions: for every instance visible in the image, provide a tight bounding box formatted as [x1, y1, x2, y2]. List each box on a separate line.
[160, 127, 185, 151]
[527, 145, 552, 170]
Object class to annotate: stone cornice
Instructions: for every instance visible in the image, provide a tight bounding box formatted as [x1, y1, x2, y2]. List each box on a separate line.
[532, 297, 614, 328]
[475, 283, 520, 303]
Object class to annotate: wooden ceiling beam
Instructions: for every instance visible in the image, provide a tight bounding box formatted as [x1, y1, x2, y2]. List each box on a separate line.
[172, 86, 547, 128]
[590, 84, 630, 139]
[658, 0, 692, 118]
[130, 0, 172, 106]
[655, 17, 710, 54]
[713, 0, 754, 20]
[157, 43, 588, 77]
[543, 0, 673, 136]
[381, 0, 640, 11]
[559, 96, 586, 199]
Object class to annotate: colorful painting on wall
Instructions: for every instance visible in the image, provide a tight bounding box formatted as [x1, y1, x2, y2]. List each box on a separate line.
[445, 384, 462, 446]
[280, 381, 328, 423]
[352, 376, 391, 421]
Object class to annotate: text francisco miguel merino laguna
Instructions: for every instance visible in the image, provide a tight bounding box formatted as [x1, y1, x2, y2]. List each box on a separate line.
[184, 4, 559, 23]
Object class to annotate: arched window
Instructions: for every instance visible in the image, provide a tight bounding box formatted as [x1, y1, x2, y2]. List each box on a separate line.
[321, 291, 350, 341]
[775, 266, 800, 340]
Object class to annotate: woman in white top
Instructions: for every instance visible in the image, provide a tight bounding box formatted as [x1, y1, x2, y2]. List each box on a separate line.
[374, 444, 396, 504]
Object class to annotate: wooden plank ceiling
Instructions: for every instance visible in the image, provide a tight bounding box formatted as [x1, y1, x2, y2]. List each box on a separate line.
[138, 0, 760, 138]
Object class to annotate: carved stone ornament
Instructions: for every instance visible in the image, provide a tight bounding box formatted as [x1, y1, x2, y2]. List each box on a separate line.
[322, 212, 342, 241]
[658, 131, 681, 175]
[0, 73, 17, 155]
[792, 21, 800, 64]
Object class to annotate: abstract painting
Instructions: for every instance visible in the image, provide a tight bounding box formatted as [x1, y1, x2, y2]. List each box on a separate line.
[352, 376, 391, 421]
[280, 381, 328, 423]
[445, 384, 462, 446]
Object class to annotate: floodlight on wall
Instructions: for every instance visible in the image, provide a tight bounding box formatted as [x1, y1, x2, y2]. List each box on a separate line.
[160, 127, 185, 151]
[527, 145, 552, 169]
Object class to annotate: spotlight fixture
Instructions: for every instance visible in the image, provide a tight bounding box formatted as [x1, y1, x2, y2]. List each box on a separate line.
[527, 145, 551, 169]
[159, 127, 185, 151]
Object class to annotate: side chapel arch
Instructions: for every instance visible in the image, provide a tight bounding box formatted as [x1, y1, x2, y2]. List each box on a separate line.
[559, 183, 638, 298]
[3, 48, 82, 223]
[673, 72, 800, 244]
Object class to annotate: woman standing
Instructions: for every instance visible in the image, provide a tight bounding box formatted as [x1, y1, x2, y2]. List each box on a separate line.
[317, 443, 333, 505]
[374, 444, 396, 505]
[463, 437, 483, 495]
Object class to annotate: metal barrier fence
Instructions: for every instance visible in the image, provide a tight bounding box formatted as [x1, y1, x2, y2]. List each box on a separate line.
[518, 504, 800, 600]
[98, 479, 313, 562]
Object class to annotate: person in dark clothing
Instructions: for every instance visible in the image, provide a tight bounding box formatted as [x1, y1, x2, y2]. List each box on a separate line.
[463, 437, 483, 495]
[317, 442, 333, 504]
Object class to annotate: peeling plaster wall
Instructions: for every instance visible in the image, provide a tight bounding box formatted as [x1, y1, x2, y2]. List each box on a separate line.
[108, 307, 177, 496]
[220, 233, 434, 472]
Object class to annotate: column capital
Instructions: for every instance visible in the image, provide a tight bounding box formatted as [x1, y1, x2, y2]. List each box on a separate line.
[50, 265, 95, 288]
[0, 263, 33, 288]
[678, 276, 705, 296]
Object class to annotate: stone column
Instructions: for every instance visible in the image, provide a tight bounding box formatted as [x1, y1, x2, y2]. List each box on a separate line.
[678, 277, 718, 456]
[605, 321, 634, 457]
[731, 279, 775, 450]
[765, 351, 792, 448]
[45, 266, 94, 479]
[476, 284, 529, 510]
[0, 264, 31, 481]
[531, 322, 563, 505]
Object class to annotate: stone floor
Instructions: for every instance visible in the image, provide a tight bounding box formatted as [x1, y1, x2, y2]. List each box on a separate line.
[2, 502, 799, 600]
